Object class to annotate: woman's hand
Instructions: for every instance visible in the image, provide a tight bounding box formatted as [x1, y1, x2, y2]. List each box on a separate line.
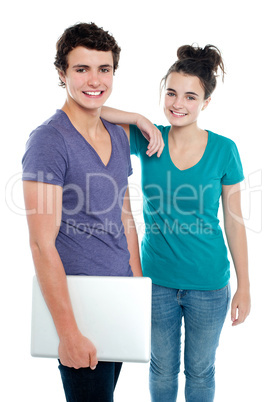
[136, 115, 165, 157]
[222, 184, 251, 327]
[100, 106, 164, 156]
[231, 287, 251, 326]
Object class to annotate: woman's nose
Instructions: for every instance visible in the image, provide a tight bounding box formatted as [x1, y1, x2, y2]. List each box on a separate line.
[172, 97, 183, 109]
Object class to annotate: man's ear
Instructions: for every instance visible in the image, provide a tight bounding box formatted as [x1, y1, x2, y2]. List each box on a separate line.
[59, 70, 66, 85]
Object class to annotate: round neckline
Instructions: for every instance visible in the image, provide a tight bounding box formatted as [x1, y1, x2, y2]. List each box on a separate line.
[166, 128, 211, 173]
[58, 109, 113, 168]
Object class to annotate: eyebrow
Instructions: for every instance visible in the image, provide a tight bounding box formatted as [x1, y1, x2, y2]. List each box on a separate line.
[72, 64, 113, 69]
[166, 88, 199, 97]
[185, 91, 199, 97]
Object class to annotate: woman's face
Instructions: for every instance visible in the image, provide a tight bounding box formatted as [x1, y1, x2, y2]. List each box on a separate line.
[163, 72, 211, 128]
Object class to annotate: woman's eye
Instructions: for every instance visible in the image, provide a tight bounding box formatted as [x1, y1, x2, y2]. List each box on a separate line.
[76, 68, 86, 73]
[166, 92, 175, 97]
[187, 96, 195, 101]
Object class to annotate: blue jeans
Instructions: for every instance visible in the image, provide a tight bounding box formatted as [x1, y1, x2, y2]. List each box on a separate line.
[58, 360, 122, 401]
[150, 283, 230, 402]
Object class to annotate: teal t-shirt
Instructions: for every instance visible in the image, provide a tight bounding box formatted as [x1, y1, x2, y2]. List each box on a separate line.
[130, 124, 244, 290]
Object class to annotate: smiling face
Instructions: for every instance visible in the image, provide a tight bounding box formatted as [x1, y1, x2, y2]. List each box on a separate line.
[59, 46, 114, 113]
[164, 72, 211, 129]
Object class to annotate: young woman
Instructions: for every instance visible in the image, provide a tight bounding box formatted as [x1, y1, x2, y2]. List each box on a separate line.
[101, 44, 251, 401]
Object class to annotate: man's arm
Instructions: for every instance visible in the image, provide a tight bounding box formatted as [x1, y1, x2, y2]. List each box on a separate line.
[23, 181, 98, 369]
[222, 183, 251, 326]
[121, 187, 142, 277]
[101, 106, 165, 157]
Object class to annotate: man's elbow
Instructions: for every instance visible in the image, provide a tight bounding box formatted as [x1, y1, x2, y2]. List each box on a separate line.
[29, 237, 56, 260]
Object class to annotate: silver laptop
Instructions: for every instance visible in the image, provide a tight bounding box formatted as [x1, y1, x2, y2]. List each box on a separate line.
[31, 275, 152, 363]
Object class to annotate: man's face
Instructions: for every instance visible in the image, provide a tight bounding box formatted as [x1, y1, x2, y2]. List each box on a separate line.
[60, 46, 114, 112]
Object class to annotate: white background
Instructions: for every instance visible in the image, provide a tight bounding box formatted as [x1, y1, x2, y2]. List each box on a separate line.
[1, 0, 266, 401]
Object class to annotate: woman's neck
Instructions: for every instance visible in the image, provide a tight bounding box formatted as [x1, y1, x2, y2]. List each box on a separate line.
[169, 122, 205, 146]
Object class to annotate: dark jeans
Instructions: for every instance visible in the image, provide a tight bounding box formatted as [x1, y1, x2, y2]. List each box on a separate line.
[58, 360, 122, 402]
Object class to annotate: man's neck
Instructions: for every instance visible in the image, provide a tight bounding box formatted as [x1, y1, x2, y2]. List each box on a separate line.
[61, 100, 102, 140]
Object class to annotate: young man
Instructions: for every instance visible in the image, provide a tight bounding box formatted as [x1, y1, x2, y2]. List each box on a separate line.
[22, 22, 161, 401]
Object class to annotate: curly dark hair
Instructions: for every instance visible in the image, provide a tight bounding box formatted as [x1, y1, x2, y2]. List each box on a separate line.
[161, 44, 225, 99]
[54, 22, 121, 87]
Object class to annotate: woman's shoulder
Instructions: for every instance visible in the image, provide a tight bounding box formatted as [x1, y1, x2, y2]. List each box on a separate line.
[154, 124, 171, 136]
[208, 130, 236, 143]
[207, 130, 239, 151]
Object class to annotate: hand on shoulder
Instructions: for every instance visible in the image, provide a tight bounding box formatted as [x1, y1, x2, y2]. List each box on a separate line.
[136, 115, 165, 157]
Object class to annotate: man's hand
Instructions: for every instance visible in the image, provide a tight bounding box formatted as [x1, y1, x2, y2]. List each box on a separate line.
[59, 330, 98, 370]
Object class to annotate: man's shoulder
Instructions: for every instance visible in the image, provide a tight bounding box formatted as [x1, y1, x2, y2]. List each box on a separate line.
[27, 110, 67, 146]
[102, 118, 129, 146]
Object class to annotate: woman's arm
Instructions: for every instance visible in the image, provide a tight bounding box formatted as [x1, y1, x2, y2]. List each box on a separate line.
[23, 181, 98, 369]
[101, 106, 165, 157]
[222, 183, 251, 326]
[121, 187, 142, 277]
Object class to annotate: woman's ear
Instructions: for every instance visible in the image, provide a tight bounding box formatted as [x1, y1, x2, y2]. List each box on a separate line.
[202, 96, 211, 111]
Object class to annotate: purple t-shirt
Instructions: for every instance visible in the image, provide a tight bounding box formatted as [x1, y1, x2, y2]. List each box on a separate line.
[22, 110, 133, 277]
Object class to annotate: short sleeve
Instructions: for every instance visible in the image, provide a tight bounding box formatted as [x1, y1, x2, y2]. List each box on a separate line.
[22, 125, 68, 186]
[221, 141, 244, 185]
[129, 124, 150, 156]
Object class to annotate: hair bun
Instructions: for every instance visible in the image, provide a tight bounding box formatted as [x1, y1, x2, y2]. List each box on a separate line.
[177, 44, 224, 76]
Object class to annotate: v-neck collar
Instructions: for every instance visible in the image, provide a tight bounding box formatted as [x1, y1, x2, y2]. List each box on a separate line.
[59, 110, 113, 168]
[166, 127, 210, 173]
